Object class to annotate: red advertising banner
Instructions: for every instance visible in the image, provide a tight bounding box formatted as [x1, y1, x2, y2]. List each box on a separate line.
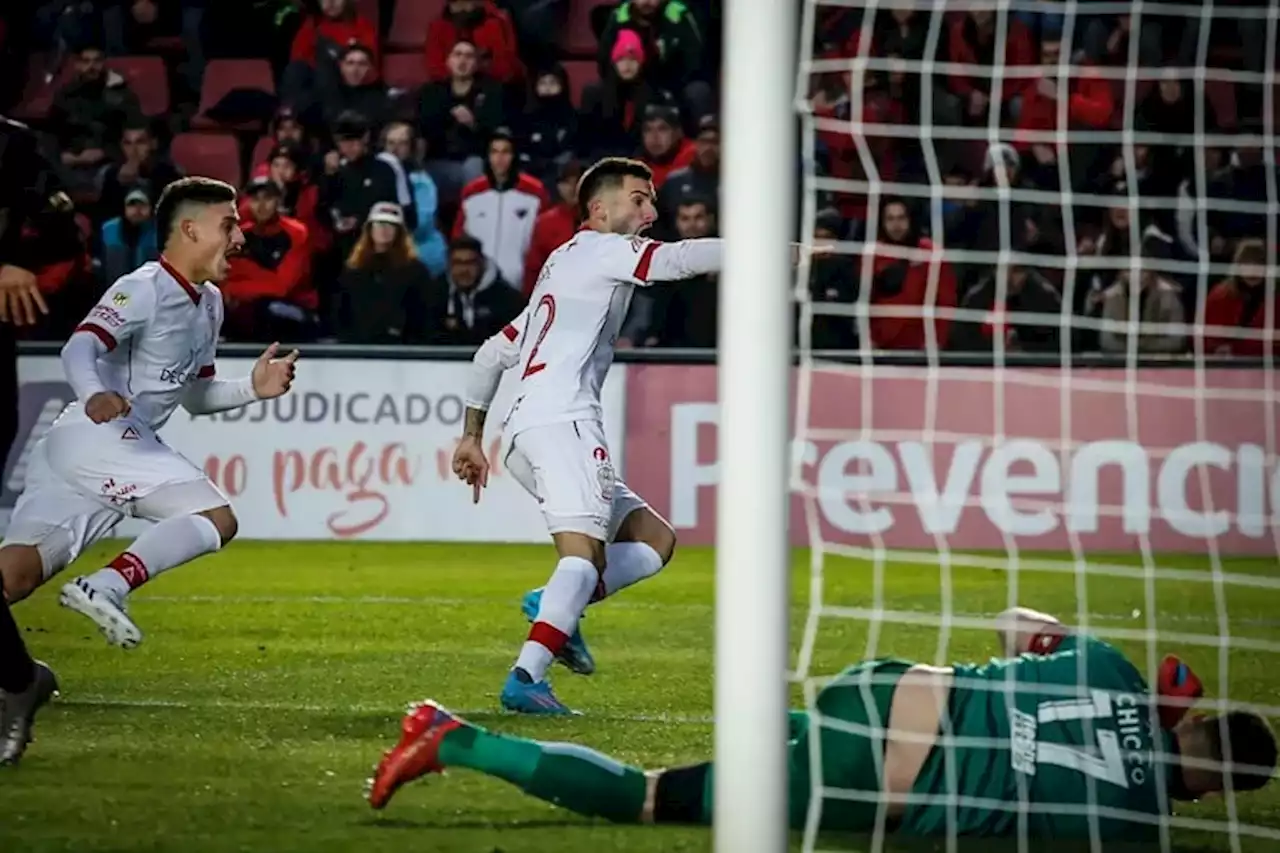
[624, 365, 1278, 555]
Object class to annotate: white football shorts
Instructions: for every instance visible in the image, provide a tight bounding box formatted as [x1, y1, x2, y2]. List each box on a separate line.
[2, 411, 228, 580]
[504, 419, 647, 541]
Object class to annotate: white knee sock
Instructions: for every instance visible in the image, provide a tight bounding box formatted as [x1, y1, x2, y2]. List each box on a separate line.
[514, 556, 599, 682]
[598, 542, 664, 600]
[89, 515, 223, 598]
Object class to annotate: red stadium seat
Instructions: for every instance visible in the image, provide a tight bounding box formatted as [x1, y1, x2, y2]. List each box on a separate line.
[387, 0, 445, 50]
[12, 54, 72, 122]
[1205, 79, 1238, 130]
[192, 59, 276, 129]
[561, 60, 598, 108]
[356, 0, 381, 34]
[562, 0, 605, 57]
[250, 135, 277, 170]
[105, 56, 169, 117]
[383, 52, 429, 92]
[170, 132, 243, 187]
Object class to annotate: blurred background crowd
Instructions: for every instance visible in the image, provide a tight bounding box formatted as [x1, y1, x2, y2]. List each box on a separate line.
[0, 0, 1274, 356]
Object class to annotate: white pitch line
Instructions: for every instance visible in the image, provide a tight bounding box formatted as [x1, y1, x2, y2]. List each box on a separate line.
[133, 594, 1280, 630]
[55, 694, 717, 725]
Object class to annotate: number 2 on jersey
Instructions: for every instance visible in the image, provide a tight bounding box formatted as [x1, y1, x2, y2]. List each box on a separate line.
[522, 294, 556, 379]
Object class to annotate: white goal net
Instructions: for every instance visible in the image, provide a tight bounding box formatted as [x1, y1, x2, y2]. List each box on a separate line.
[791, 0, 1279, 850]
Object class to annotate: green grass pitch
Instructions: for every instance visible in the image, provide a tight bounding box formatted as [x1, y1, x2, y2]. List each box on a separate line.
[1, 541, 1277, 852]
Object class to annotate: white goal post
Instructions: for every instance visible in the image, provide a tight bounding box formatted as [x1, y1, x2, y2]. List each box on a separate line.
[714, 1, 796, 852]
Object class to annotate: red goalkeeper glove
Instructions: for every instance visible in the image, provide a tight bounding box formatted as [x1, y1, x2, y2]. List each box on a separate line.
[1156, 654, 1203, 730]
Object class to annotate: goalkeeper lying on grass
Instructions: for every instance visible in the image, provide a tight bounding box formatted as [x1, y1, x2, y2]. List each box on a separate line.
[366, 607, 1276, 841]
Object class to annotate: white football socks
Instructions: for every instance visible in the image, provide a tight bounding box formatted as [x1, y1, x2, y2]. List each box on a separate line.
[600, 541, 664, 599]
[91, 514, 224, 598]
[515, 555, 599, 682]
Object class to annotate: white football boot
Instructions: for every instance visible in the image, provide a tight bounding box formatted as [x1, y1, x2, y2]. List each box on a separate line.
[59, 576, 143, 649]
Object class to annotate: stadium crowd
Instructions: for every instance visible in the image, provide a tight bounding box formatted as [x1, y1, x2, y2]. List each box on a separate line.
[0, 0, 1274, 355]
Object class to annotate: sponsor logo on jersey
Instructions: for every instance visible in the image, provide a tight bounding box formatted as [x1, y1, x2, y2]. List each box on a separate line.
[112, 291, 129, 307]
[100, 477, 138, 505]
[89, 304, 127, 328]
[1009, 708, 1038, 775]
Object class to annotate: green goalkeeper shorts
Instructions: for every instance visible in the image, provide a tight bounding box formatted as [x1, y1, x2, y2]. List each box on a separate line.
[784, 659, 914, 833]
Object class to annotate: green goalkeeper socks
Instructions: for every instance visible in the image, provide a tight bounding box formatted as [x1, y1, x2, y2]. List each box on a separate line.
[438, 724, 648, 823]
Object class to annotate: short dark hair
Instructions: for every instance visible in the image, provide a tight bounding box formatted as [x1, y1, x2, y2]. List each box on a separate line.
[576, 157, 653, 220]
[155, 176, 237, 248]
[1209, 711, 1278, 793]
[449, 235, 484, 256]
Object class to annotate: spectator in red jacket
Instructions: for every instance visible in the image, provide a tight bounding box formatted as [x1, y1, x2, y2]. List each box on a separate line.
[947, 9, 1034, 126]
[866, 198, 957, 350]
[243, 144, 330, 257]
[640, 104, 695, 189]
[453, 128, 548, 288]
[523, 158, 582, 296]
[1013, 36, 1113, 153]
[222, 176, 317, 343]
[283, 0, 380, 117]
[425, 0, 523, 86]
[1203, 239, 1278, 356]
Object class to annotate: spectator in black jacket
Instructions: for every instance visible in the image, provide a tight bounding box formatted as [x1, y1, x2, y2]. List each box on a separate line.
[625, 196, 717, 348]
[579, 31, 673, 160]
[323, 111, 402, 254]
[331, 202, 432, 344]
[418, 40, 504, 203]
[597, 0, 712, 125]
[951, 260, 1064, 354]
[97, 117, 182, 219]
[322, 44, 391, 131]
[655, 113, 719, 239]
[516, 65, 579, 190]
[423, 235, 525, 345]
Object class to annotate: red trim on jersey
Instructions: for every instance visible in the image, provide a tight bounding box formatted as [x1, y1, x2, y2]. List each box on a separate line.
[501, 324, 519, 341]
[528, 621, 569, 654]
[633, 241, 659, 281]
[197, 364, 215, 379]
[74, 322, 118, 351]
[159, 256, 202, 304]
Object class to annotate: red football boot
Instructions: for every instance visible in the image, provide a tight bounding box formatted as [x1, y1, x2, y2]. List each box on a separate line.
[1156, 655, 1204, 730]
[366, 700, 463, 810]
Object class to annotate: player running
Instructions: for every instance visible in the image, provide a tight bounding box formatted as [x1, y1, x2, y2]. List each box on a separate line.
[0, 177, 298, 723]
[451, 157, 724, 715]
[368, 606, 1276, 841]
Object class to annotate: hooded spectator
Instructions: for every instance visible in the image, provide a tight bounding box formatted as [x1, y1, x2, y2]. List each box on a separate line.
[865, 198, 957, 350]
[222, 175, 316, 343]
[423, 235, 526, 345]
[453, 128, 548, 288]
[598, 0, 711, 123]
[1203, 238, 1278, 356]
[425, 0, 523, 86]
[516, 65, 580, 189]
[332, 202, 432, 344]
[523, 158, 583, 296]
[580, 30, 674, 159]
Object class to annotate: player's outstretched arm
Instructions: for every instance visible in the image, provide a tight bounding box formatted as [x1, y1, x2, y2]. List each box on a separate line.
[181, 343, 298, 415]
[994, 606, 1068, 657]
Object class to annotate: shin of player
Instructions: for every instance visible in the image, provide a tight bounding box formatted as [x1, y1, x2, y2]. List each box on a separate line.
[453, 159, 722, 715]
[0, 177, 299, 650]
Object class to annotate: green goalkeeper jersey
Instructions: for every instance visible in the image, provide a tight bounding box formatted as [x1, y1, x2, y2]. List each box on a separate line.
[903, 634, 1175, 842]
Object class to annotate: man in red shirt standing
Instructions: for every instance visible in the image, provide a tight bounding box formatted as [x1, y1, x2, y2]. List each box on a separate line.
[425, 0, 523, 86]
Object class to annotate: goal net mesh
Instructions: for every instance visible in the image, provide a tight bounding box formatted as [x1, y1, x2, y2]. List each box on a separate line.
[792, 0, 1278, 850]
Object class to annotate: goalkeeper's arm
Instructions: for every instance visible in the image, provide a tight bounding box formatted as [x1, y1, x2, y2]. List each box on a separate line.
[994, 606, 1068, 657]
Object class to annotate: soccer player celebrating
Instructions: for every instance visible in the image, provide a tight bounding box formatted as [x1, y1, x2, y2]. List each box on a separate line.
[0, 176, 299, 671]
[451, 157, 724, 714]
[370, 606, 1277, 841]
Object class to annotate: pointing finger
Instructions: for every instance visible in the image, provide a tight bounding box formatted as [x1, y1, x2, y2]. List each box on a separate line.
[259, 342, 280, 362]
[283, 349, 300, 364]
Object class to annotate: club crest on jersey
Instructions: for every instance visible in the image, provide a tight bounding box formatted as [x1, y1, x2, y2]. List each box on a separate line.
[112, 291, 129, 307]
[595, 458, 615, 501]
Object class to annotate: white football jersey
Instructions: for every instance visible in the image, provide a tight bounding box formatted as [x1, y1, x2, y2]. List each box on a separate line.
[68, 259, 224, 431]
[502, 229, 659, 436]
